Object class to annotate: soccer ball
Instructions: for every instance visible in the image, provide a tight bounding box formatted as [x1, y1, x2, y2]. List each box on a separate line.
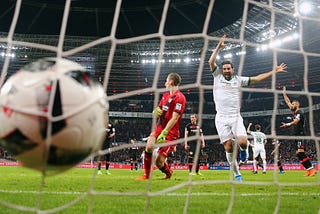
[0, 58, 106, 175]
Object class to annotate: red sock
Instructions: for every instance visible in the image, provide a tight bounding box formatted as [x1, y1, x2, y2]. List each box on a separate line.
[144, 152, 152, 178]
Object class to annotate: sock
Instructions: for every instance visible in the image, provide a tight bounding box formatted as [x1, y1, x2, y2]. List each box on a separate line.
[98, 162, 101, 170]
[130, 163, 133, 170]
[263, 160, 267, 172]
[297, 152, 313, 170]
[247, 160, 254, 165]
[196, 164, 200, 173]
[188, 163, 192, 172]
[226, 152, 241, 177]
[144, 151, 152, 178]
[239, 147, 247, 162]
[253, 160, 257, 172]
[159, 162, 170, 175]
[134, 163, 138, 170]
[277, 161, 284, 171]
[106, 161, 110, 170]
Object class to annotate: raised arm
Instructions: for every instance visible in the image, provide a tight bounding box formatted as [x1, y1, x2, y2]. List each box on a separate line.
[282, 86, 293, 109]
[246, 122, 252, 134]
[208, 34, 226, 72]
[250, 63, 287, 84]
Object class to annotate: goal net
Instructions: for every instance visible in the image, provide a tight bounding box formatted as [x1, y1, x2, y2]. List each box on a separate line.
[0, 0, 319, 213]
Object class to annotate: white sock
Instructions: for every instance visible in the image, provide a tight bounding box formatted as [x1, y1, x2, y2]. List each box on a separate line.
[253, 160, 257, 172]
[247, 160, 254, 165]
[226, 152, 241, 177]
[263, 160, 267, 172]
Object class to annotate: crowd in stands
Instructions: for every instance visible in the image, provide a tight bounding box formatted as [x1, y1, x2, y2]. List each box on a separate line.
[1, 98, 318, 167]
[109, 97, 283, 114]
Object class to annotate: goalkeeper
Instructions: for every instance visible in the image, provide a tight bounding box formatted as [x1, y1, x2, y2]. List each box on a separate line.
[136, 73, 186, 180]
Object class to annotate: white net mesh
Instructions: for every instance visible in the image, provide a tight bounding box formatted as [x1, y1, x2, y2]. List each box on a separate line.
[0, 0, 319, 213]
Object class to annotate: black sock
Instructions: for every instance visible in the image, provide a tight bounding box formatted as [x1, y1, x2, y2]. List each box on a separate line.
[297, 152, 312, 169]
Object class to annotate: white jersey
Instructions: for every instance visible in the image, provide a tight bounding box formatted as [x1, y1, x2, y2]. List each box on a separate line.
[250, 131, 267, 145]
[212, 70, 250, 116]
[250, 131, 267, 159]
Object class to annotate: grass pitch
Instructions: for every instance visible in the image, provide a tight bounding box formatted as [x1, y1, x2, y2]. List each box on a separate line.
[0, 166, 319, 214]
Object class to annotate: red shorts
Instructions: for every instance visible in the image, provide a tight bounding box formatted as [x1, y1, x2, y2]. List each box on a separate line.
[154, 127, 178, 158]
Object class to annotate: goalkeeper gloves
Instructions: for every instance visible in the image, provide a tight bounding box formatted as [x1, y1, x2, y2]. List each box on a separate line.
[152, 107, 163, 118]
[156, 130, 168, 144]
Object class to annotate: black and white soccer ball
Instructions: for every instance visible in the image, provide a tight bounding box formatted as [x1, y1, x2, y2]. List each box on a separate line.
[0, 58, 106, 175]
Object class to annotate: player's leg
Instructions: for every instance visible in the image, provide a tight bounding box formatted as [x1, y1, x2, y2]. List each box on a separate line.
[260, 149, 267, 174]
[252, 147, 259, 174]
[105, 153, 111, 174]
[216, 115, 242, 181]
[188, 148, 195, 175]
[136, 133, 156, 180]
[253, 158, 258, 174]
[239, 141, 250, 167]
[97, 160, 102, 174]
[296, 140, 316, 176]
[224, 140, 242, 181]
[277, 159, 285, 174]
[195, 149, 202, 175]
[130, 158, 134, 171]
[195, 161, 202, 175]
[97, 141, 107, 174]
[234, 116, 248, 163]
[134, 160, 138, 170]
[156, 143, 175, 179]
[166, 151, 174, 170]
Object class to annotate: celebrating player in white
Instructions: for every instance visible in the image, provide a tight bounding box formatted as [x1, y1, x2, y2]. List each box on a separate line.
[247, 123, 267, 174]
[208, 34, 287, 182]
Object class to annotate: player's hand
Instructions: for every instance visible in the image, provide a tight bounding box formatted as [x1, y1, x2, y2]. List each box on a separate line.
[217, 34, 226, 49]
[275, 63, 287, 73]
[280, 122, 290, 128]
[156, 130, 168, 144]
[152, 107, 163, 118]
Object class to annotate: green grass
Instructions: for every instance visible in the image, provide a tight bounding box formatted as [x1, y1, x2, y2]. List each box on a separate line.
[0, 166, 319, 214]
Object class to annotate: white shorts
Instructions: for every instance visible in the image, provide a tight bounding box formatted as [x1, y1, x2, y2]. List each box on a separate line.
[215, 113, 247, 143]
[253, 144, 266, 159]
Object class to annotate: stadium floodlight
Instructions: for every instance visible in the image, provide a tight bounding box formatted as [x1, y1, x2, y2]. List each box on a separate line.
[299, 0, 313, 15]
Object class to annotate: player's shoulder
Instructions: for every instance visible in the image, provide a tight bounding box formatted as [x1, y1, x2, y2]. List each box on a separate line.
[162, 92, 171, 98]
[177, 90, 186, 100]
[297, 109, 304, 114]
[185, 122, 192, 127]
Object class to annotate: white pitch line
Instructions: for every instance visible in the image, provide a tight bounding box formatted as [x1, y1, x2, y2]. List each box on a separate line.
[0, 189, 319, 197]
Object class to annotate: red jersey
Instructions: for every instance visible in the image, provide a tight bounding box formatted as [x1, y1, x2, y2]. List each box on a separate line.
[155, 90, 186, 140]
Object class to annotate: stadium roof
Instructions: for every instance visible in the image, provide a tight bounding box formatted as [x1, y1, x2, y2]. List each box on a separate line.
[0, 0, 320, 98]
[0, 0, 246, 38]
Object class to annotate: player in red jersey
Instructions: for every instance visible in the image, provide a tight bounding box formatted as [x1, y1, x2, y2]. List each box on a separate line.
[136, 73, 186, 180]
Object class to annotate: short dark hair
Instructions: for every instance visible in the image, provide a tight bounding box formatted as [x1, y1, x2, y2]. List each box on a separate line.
[168, 72, 181, 86]
[292, 100, 300, 106]
[221, 60, 234, 68]
[190, 114, 197, 118]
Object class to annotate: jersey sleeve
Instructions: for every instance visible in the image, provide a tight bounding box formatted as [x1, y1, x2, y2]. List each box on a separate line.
[173, 93, 186, 114]
[240, 76, 250, 87]
[212, 65, 221, 77]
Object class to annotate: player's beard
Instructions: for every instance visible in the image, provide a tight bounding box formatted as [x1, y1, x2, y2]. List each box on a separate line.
[223, 72, 231, 80]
